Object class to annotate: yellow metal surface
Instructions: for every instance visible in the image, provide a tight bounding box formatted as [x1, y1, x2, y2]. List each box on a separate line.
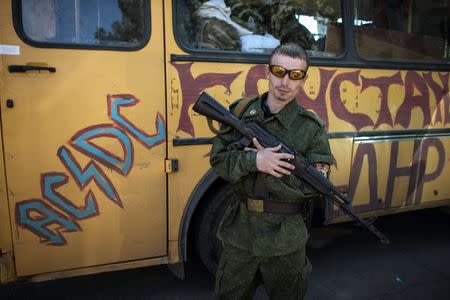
[1, 1, 167, 277]
[168, 240, 179, 264]
[328, 138, 353, 189]
[0, 2, 16, 282]
[350, 141, 408, 210]
[27, 256, 168, 283]
[346, 137, 450, 217]
[167, 144, 211, 243]
[420, 138, 450, 203]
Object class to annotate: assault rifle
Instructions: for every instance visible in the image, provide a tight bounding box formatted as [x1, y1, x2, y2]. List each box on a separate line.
[193, 92, 390, 244]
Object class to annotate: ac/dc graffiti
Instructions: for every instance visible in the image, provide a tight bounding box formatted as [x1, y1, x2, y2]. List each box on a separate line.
[15, 95, 165, 245]
[171, 63, 450, 136]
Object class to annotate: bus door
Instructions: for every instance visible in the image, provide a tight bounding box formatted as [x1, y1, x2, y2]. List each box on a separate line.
[0, 0, 167, 277]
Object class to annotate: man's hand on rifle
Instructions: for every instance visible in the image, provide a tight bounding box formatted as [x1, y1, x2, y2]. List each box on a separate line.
[244, 137, 295, 178]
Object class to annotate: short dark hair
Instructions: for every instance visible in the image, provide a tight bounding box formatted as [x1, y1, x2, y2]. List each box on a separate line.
[269, 43, 309, 71]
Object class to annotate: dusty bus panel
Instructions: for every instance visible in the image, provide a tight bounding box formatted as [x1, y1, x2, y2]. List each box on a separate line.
[1, 0, 167, 281]
[0, 0, 449, 283]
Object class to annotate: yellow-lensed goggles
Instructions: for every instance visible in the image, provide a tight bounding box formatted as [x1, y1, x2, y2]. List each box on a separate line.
[269, 64, 307, 80]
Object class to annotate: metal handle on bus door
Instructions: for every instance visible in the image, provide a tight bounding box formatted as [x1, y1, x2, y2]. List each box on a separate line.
[8, 65, 56, 73]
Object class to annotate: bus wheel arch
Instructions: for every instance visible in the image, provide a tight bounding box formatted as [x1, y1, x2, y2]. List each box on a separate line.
[178, 170, 227, 273]
[179, 169, 243, 274]
[190, 178, 238, 274]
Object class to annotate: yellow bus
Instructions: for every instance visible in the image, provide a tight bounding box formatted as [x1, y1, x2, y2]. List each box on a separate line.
[0, 0, 449, 283]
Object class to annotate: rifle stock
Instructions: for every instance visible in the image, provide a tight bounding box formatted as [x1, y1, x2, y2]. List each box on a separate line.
[193, 91, 390, 244]
[192, 92, 242, 129]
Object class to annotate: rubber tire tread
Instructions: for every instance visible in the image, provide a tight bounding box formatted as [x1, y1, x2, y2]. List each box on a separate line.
[194, 183, 236, 274]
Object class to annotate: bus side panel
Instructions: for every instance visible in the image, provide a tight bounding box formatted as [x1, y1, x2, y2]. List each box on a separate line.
[2, 1, 167, 277]
[166, 64, 450, 243]
[333, 137, 450, 222]
[0, 128, 14, 282]
[350, 140, 415, 214]
[0, 4, 16, 283]
[332, 68, 450, 221]
[165, 1, 450, 261]
[420, 138, 450, 203]
[328, 138, 353, 193]
[165, 61, 249, 262]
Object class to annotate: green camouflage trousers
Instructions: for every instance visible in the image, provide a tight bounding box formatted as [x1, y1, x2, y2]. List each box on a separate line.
[215, 244, 312, 300]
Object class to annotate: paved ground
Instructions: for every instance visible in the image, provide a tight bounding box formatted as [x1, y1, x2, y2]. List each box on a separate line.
[1, 207, 450, 299]
[306, 208, 450, 299]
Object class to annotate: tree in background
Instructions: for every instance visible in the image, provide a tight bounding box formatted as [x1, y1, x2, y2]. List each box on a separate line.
[95, 0, 145, 44]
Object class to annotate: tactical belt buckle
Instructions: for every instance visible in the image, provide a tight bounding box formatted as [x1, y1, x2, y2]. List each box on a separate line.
[246, 198, 264, 213]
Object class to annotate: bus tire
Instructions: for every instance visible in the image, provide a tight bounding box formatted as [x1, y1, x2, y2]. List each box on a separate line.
[194, 182, 235, 274]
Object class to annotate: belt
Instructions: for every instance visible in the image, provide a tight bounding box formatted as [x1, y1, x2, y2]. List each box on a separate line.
[245, 197, 303, 215]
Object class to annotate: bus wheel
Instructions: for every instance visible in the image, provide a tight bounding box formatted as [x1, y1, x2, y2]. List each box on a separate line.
[193, 183, 236, 274]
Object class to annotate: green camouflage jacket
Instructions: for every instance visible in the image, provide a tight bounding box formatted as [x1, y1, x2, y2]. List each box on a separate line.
[210, 92, 332, 256]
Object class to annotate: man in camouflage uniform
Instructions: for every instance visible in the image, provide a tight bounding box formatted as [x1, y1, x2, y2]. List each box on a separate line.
[210, 43, 332, 299]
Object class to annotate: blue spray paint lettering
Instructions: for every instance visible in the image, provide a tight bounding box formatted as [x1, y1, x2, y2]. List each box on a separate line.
[15, 94, 166, 245]
[16, 200, 79, 246]
[42, 172, 99, 219]
[108, 95, 165, 148]
[70, 125, 133, 175]
[58, 146, 122, 207]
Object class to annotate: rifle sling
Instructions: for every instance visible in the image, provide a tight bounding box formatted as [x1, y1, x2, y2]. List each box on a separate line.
[207, 95, 258, 134]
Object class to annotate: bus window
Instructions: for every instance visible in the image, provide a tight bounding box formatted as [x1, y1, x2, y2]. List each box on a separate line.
[354, 0, 449, 62]
[176, 0, 342, 57]
[18, 0, 149, 49]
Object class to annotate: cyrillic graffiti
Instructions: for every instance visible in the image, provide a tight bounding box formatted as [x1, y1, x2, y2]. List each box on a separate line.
[384, 141, 420, 208]
[171, 62, 241, 136]
[423, 73, 450, 125]
[334, 138, 446, 217]
[347, 143, 381, 212]
[16, 95, 165, 245]
[173, 63, 449, 135]
[173, 63, 449, 216]
[414, 139, 445, 204]
[360, 72, 402, 128]
[395, 71, 431, 128]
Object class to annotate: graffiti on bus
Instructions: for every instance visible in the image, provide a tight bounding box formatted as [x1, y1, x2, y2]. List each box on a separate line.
[15, 94, 165, 246]
[172, 62, 449, 216]
[342, 138, 446, 216]
[172, 63, 449, 136]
